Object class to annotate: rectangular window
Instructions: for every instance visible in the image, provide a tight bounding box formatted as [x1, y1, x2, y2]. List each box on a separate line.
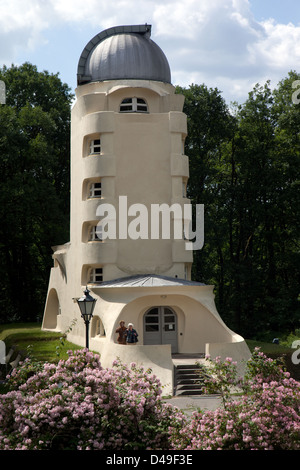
[89, 225, 102, 241]
[89, 139, 101, 154]
[182, 180, 187, 198]
[181, 138, 185, 155]
[89, 268, 103, 283]
[145, 325, 159, 332]
[184, 264, 190, 280]
[89, 182, 102, 198]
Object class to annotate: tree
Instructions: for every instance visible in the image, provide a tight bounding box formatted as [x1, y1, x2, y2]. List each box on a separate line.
[175, 84, 235, 291]
[178, 76, 300, 337]
[0, 63, 73, 322]
[225, 78, 300, 335]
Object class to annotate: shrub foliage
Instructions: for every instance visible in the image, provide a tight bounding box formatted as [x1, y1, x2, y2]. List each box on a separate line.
[170, 348, 300, 450]
[0, 349, 185, 450]
[0, 348, 299, 450]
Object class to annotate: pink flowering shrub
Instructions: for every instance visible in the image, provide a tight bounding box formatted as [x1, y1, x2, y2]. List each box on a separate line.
[196, 355, 242, 409]
[169, 349, 300, 450]
[1, 347, 299, 450]
[0, 349, 185, 450]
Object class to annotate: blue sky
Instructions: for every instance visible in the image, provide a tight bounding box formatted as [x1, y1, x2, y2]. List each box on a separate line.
[250, 0, 300, 23]
[1, 0, 299, 104]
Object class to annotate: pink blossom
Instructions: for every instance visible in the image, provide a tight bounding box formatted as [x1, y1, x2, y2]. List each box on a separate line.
[0, 349, 185, 450]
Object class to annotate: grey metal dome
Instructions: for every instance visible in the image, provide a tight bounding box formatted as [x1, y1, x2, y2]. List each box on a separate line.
[77, 25, 171, 85]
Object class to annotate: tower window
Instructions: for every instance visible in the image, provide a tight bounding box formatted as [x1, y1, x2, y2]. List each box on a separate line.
[88, 267, 103, 283]
[89, 225, 103, 241]
[184, 264, 191, 280]
[91, 316, 106, 337]
[182, 180, 187, 198]
[89, 182, 102, 198]
[89, 139, 101, 154]
[181, 137, 186, 155]
[120, 97, 148, 113]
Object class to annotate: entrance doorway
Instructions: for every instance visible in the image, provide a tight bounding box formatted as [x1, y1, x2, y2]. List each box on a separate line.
[143, 306, 178, 353]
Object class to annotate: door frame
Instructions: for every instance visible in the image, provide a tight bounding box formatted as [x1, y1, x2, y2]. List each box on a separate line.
[143, 306, 178, 353]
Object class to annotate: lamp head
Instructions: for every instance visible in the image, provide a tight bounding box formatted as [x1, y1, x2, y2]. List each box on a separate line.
[77, 287, 96, 322]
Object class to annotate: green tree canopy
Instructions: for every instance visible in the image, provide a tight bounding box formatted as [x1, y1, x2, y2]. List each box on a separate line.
[0, 63, 73, 322]
[178, 74, 300, 337]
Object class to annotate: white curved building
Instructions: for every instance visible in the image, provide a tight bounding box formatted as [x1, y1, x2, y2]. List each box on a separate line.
[42, 25, 250, 395]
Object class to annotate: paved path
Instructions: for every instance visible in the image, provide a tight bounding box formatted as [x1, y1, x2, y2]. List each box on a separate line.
[163, 395, 222, 416]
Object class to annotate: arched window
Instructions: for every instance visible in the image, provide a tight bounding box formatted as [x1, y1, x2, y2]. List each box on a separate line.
[91, 316, 106, 337]
[120, 97, 148, 113]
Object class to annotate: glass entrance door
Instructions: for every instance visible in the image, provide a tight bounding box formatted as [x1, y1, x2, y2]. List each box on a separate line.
[144, 306, 178, 353]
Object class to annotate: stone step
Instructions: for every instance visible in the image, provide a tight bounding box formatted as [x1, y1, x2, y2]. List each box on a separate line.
[177, 383, 203, 390]
[176, 371, 203, 377]
[176, 389, 203, 396]
[174, 363, 207, 396]
[175, 364, 202, 369]
[176, 377, 203, 385]
[176, 375, 200, 382]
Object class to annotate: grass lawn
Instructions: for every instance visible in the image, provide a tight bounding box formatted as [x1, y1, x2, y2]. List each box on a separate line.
[0, 322, 80, 363]
[245, 338, 292, 355]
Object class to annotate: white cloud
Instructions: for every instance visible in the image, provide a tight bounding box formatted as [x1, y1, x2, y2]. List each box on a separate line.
[0, 0, 299, 103]
[152, 0, 300, 100]
[0, 0, 50, 61]
[250, 19, 300, 70]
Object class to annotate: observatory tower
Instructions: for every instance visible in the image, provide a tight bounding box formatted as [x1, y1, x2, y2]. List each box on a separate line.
[42, 25, 250, 394]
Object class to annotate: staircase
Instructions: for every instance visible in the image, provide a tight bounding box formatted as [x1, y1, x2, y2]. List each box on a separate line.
[173, 358, 208, 396]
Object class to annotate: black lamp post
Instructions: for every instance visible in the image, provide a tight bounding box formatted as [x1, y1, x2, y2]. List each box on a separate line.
[76, 287, 97, 350]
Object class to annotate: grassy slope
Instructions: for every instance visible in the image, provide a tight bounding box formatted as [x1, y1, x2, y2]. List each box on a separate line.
[0, 323, 80, 363]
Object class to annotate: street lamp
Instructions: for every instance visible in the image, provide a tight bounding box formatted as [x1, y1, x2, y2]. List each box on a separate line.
[76, 286, 97, 349]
